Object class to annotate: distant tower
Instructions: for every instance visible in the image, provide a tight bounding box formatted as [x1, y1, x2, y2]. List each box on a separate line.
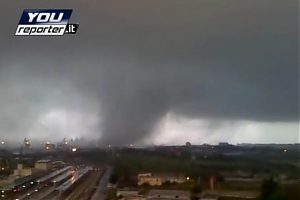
[20, 138, 31, 154]
[23, 138, 30, 148]
[0, 140, 5, 149]
[186, 142, 192, 146]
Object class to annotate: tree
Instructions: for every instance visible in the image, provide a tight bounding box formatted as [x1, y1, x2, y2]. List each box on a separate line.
[162, 180, 172, 186]
[190, 184, 202, 200]
[109, 173, 119, 184]
[191, 184, 202, 195]
[268, 192, 287, 200]
[215, 173, 225, 183]
[142, 182, 151, 187]
[260, 178, 278, 200]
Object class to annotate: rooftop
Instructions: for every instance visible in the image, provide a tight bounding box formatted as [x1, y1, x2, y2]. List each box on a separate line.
[36, 160, 51, 163]
[139, 173, 186, 179]
[117, 190, 139, 197]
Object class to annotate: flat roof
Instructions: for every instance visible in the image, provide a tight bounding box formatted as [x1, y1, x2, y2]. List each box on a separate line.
[117, 190, 139, 196]
[36, 160, 51, 163]
[52, 161, 66, 164]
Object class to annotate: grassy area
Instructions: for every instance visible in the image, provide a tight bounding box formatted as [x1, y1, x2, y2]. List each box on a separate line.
[106, 188, 117, 200]
[219, 197, 256, 200]
[280, 183, 300, 199]
[218, 181, 261, 191]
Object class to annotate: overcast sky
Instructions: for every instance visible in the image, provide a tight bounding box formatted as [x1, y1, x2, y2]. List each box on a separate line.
[0, 0, 299, 145]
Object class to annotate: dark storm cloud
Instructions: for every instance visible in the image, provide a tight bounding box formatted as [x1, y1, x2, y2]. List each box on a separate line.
[0, 0, 298, 145]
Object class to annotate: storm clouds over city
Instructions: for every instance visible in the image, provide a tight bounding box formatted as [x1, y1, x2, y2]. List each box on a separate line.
[0, 0, 298, 145]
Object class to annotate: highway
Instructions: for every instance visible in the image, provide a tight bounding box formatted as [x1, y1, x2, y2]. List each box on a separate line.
[90, 166, 113, 200]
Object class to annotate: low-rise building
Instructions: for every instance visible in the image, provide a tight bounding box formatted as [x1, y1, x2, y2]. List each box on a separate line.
[35, 160, 52, 171]
[13, 164, 38, 177]
[146, 190, 190, 200]
[0, 178, 13, 186]
[138, 173, 186, 186]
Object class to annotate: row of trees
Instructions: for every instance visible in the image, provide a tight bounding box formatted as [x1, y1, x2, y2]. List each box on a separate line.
[258, 178, 287, 200]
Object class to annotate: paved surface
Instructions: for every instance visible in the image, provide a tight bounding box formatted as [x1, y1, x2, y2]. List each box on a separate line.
[90, 166, 113, 200]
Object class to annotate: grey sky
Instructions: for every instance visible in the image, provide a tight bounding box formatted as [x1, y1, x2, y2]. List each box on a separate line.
[0, 0, 298, 145]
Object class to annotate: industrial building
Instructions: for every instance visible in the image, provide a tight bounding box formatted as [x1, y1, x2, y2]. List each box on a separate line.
[35, 160, 52, 171]
[138, 173, 186, 186]
[13, 159, 52, 177]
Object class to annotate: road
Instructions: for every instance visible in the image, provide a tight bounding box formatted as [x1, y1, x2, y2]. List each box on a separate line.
[90, 166, 113, 200]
